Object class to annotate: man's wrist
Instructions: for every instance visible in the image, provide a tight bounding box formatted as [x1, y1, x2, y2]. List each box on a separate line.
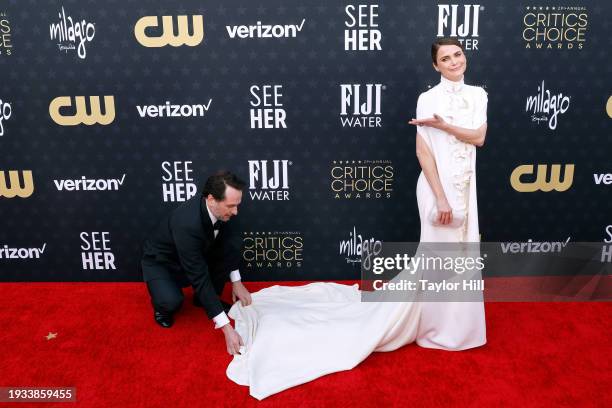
[229, 269, 241, 282]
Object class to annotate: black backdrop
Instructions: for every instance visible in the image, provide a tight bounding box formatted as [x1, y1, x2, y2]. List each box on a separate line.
[0, 1, 610, 281]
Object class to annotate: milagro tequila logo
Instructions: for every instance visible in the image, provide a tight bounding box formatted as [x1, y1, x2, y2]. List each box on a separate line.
[0, 98, 11, 136]
[49, 7, 95, 59]
[339, 226, 382, 269]
[525, 81, 570, 130]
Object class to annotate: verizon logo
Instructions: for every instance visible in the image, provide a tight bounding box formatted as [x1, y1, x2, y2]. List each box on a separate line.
[226, 19, 306, 39]
[0, 243, 47, 259]
[54, 174, 126, 191]
[500, 237, 571, 254]
[594, 173, 612, 185]
[136, 100, 212, 118]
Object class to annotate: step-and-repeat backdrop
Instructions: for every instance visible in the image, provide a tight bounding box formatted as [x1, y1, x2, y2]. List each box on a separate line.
[0, 1, 610, 281]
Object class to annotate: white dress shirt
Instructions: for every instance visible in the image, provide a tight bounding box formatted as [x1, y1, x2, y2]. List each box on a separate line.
[205, 202, 241, 329]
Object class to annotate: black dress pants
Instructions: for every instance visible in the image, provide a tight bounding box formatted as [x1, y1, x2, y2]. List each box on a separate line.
[143, 259, 228, 315]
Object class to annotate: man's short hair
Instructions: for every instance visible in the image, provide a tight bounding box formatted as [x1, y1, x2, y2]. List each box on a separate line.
[202, 171, 246, 201]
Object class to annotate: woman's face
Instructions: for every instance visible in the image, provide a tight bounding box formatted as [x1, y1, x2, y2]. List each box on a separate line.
[433, 45, 466, 82]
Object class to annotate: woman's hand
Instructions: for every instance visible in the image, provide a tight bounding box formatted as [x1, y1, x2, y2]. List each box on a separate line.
[409, 114, 448, 131]
[436, 196, 453, 225]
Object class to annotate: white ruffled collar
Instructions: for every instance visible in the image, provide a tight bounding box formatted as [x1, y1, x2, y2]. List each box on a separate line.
[440, 75, 465, 94]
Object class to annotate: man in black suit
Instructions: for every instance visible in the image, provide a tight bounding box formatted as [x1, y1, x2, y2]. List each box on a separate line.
[141, 171, 252, 355]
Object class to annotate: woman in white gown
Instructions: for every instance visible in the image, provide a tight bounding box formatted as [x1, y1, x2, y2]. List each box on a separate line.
[226, 38, 487, 400]
[408, 38, 487, 350]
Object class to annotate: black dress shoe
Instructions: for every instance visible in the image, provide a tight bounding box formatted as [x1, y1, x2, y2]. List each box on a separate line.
[154, 311, 173, 328]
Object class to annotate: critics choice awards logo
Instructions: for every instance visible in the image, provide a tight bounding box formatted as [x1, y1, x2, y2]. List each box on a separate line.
[242, 231, 303, 268]
[0, 12, 12, 56]
[525, 81, 571, 130]
[331, 160, 393, 199]
[437, 4, 483, 50]
[522, 6, 588, 49]
[49, 7, 96, 59]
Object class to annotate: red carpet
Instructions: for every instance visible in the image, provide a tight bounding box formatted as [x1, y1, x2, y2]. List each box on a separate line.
[0, 282, 610, 407]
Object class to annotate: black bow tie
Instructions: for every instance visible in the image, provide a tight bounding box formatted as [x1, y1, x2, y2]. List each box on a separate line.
[213, 221, 222, 231]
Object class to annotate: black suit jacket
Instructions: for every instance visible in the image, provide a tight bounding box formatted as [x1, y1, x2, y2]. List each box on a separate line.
[142, 196, 240, 318]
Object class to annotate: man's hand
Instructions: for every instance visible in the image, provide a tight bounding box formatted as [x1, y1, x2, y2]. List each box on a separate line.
[231, 281, 252, 306]
[221, 324, 243, 355]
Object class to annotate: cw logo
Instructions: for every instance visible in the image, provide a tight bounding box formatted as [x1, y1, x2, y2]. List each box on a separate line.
[49, 96, 115, 126]
[607, 96, 612, 118]
[0, 170, 34, 198]
[510, 164, 575, 192]
[134, 15, 204, 47]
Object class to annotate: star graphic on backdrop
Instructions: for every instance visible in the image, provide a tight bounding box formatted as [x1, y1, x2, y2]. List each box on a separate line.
[45, 332, 58, 340]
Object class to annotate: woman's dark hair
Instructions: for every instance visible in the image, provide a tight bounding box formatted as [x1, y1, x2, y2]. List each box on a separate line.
[431, 38, 464, 65]
[202, 171, 246, 201]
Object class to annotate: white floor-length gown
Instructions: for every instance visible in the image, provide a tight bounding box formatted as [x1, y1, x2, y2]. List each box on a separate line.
[226, 283, 421, 400]
[225, 75, 487, 400]
[414, 75, 487, 350]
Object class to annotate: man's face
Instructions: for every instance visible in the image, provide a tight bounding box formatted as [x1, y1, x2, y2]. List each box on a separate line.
[207, 185, 242, 222]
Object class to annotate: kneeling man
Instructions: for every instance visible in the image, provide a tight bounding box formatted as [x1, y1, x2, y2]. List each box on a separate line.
[141, 171, 251, 354]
